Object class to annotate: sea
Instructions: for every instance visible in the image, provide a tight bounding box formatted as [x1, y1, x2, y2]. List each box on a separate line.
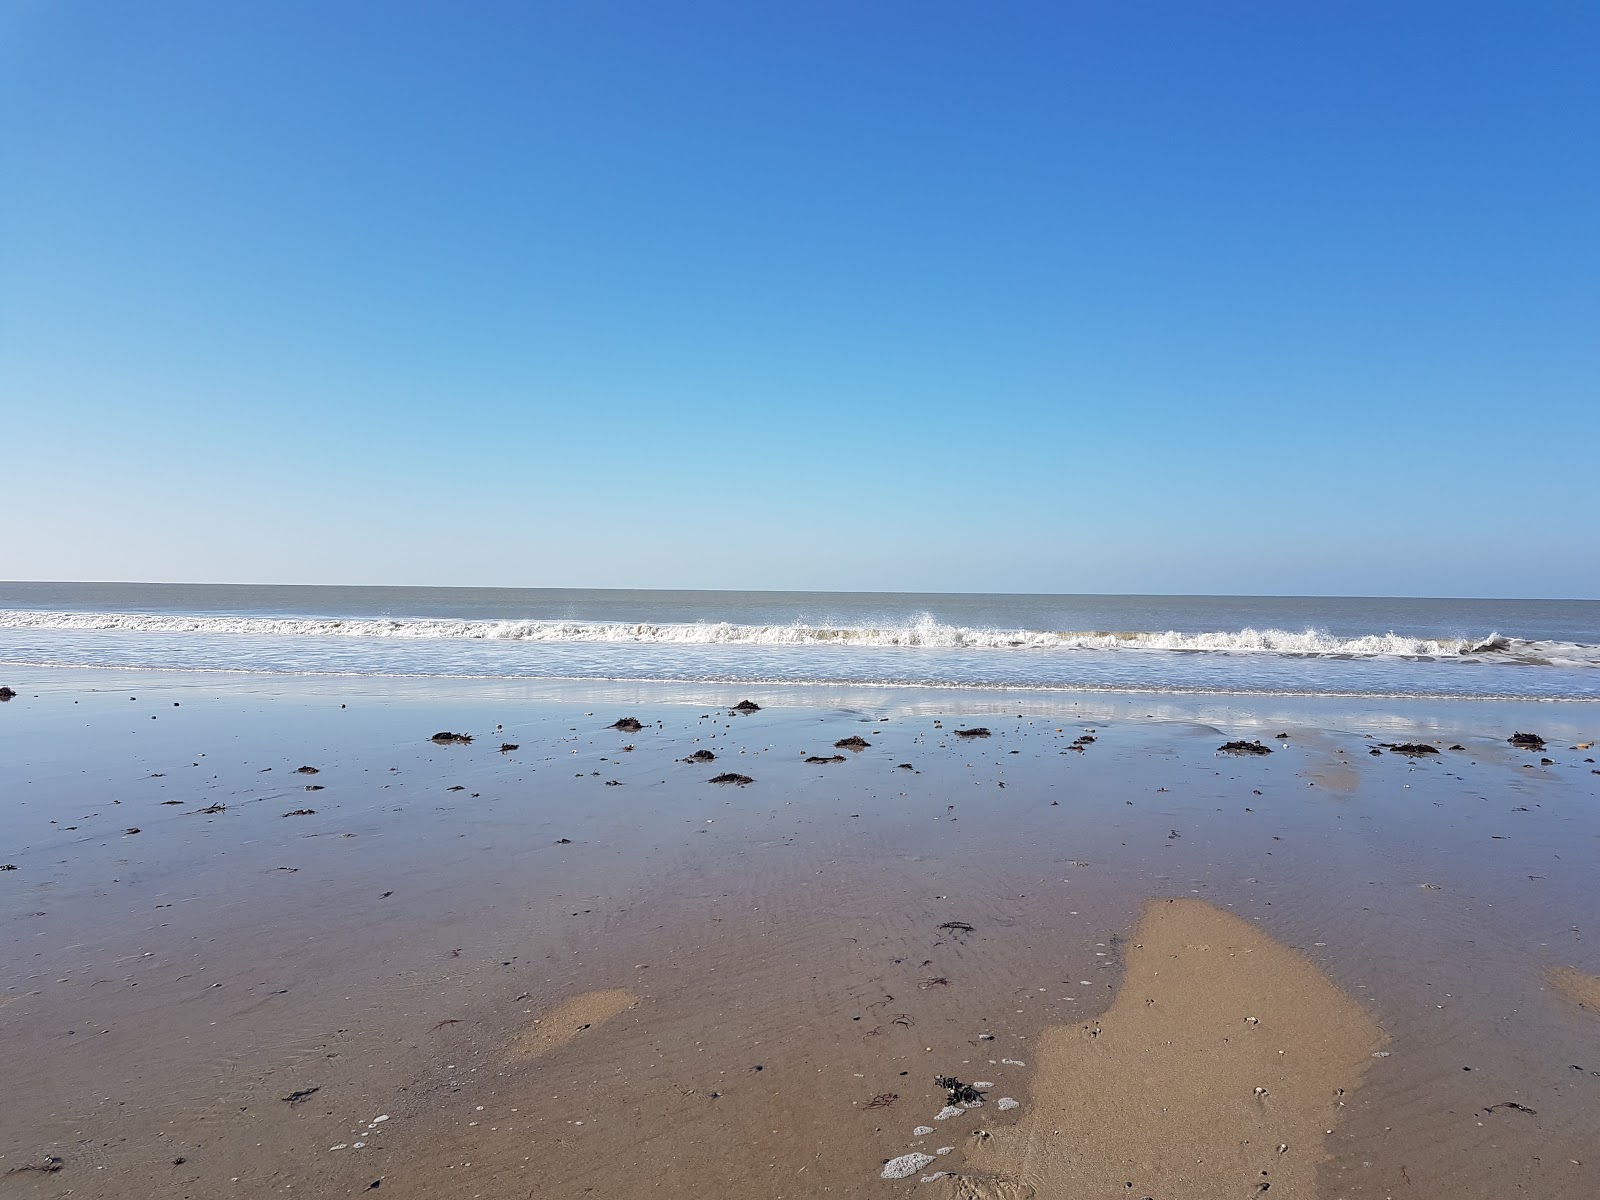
[1, 583, 1596, 702]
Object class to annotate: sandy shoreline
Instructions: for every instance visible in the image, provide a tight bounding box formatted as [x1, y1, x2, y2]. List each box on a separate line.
[2, 670, 1598, 1197]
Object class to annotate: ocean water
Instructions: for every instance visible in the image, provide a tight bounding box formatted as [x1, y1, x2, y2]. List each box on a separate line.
[0, 583, 1596, 700]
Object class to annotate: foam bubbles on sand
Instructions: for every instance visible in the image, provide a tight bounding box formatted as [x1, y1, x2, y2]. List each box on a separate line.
[881, 1152, 936, 1179]
[997, 1097, 1020, 1110]
[912, 1125, 934, 1136]
[933, 1105, 965, 1120]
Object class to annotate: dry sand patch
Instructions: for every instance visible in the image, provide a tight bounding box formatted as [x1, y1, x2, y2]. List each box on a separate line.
[1548, 965, 1600, 1016]
[507, 988, 638, 1062]
[954, 898, 1385, 1199]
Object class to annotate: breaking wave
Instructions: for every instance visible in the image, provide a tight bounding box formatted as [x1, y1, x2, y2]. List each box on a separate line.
[1, 609, 1594, 666]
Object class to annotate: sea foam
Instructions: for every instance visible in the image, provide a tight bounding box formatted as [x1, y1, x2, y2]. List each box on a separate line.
[0, 609, 1589, 664]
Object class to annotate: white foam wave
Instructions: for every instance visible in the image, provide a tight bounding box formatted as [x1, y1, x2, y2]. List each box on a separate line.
[1, 609, 1594, 665]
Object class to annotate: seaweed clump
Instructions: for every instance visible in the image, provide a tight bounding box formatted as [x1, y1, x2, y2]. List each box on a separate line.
[934, 1075, 985, 1105]
[1219, 740, 1272, 756]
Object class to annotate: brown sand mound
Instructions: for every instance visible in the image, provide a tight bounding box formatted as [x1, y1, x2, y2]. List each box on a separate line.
[958, 898, 1385, 1200]
[507, 989, 638, 1062]
[1548, 965, 1600, 1015]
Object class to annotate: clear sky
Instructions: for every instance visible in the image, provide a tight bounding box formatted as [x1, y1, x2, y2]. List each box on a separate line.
[2, 2, 1596, 597]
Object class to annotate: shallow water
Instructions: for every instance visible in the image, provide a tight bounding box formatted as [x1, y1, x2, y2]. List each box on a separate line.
[1, 668, 1597, 1198]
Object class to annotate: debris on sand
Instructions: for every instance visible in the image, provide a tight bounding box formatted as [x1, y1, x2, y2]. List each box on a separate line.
[732, 700, 762, 713]
[123, 827, 141, 835]
[807, 755, 846, 764]
[1073, 735, 1096, 745]
[1219, 740, 1272, 756]
[937, 921, 975, 935]
[709, 773, 754, 785]
[954, 727, 991, 738]
[865, 1092, 899, 1109]
[834, 736, 871, 750]
[195, 803, 227, 814]
[305, 784, 324, 791]
[898, 762, 914, 770]
[284, 809, 316, 817]
[0, 864, 16, 871]
[431, 731, 473, 745]
[1389, 743, 1440, 756]
[5, 1155, 64, 1175]
[934, 1075, 986, 1104]
[295, 766, 320, 775]
[0, 686, 16, 701]
[1274, 732, 1290, 739]
[499, 743, 519, 753]
[684, 749, 716, 763]
[1508, 732, 1546, 748]
[282, 1087, 320, 1104]
[881, 1153, 935, 1180]
[611, 718, 644, 733]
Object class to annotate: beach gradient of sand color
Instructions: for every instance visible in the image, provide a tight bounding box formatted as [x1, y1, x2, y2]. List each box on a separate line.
[955, 898, 1386, 1200]
[507, 988, 638, 1062]
[1548, 966, 1600, 1015]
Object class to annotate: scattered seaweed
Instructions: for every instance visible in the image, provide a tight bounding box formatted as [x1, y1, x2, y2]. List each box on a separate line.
[1219, 740, 1272, 756]
[431, 731, 473, 745]
[683, 749, 716, 763]
[499, 742, 519, 752]
[732, 700, 761, 712]
[284, 809, 316, 817]
[282, 1087, 320, 1105]
[1508, 732, 1545, 748]
[611, 718, 644, 733]
[834, 736, 871, 750]
[865, 1092, 899, 1109]
[954, 727, 990, 738]
[1390, 743, 1440, 756]
[806, 755, 846, 764]
[709, 772, 754, 785]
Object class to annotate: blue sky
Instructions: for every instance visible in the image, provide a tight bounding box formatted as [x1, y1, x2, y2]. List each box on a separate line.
[3, 2, 1596, 596]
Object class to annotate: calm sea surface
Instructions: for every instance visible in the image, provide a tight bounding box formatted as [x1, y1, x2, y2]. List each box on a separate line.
[1, 583, 1596, 700]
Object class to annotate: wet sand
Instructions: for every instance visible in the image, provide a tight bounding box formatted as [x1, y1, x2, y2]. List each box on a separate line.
[2, 670, 1599, 1198]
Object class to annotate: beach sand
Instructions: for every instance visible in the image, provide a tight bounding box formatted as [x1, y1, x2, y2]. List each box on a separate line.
[1, 671, 1598, 1197]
